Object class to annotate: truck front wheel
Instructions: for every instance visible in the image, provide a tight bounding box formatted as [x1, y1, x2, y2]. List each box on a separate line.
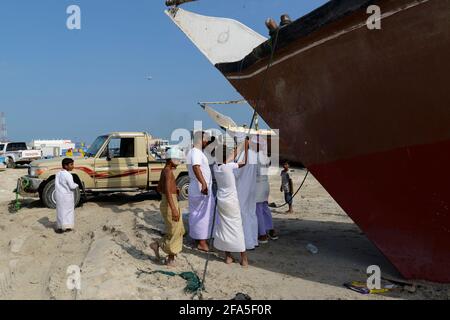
[176, 175, 189, 201]
[42, 179, 81, 209]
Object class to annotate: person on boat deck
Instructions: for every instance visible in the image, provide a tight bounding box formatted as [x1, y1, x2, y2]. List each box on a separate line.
[234, 133, 259, 250]
[254, 136, 278, 243]
[55, 158, 79, 234]
[213, 138, 250, 267]
[151, 148, 186, 267]
[280, 161, 294, 214]
[186, 131, 215, 252]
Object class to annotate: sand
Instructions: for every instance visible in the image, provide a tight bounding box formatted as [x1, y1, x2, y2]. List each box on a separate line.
[0, 167, 449, 300]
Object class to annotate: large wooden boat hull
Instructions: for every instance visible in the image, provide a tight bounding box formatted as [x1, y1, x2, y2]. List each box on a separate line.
[167, 0, 450, 282]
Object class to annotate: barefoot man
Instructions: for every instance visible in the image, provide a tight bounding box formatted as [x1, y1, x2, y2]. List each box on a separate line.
[187, 131, 215, 252]
[213, 139, 250, 267]
[55, 158, 79, 234]
[151, 148, 185, 267]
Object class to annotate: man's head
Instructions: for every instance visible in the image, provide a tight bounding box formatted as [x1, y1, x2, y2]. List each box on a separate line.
[166, 148, 184, 168]
[193, 131, 211, 150]
[283, 161, 290, 171]
[62, 158, 74, 171]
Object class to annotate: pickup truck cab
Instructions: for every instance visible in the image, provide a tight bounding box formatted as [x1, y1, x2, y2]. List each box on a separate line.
[0, 142, 42, 168]
[19, 132, 190, 209]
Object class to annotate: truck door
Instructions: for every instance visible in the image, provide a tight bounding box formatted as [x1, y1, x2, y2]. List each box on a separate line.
[148, 160, 165, 188]
[94, 137, 144, 189]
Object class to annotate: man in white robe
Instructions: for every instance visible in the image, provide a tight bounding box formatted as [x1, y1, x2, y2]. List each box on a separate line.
[55, 158, 79, 234]
[234, 136, 259, 250]
[186, 131, 215, 251]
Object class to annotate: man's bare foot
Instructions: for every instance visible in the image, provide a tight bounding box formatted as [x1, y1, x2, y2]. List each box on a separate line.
[150, 242, 161, 260]
[225, 254, 235, 265]
[240, 253, 249, 268]
[197, 241, 210, 252]
[240, 259, 249, 268]
[166, 256, 176, 268]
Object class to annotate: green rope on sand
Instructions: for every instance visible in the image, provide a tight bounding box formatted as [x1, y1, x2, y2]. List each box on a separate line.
[14, 187, 21, 211]
[150, 271, 203, 294]
[10, 178, 30, 213]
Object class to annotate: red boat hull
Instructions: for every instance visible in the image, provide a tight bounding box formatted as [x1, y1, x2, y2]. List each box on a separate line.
[311, 139, 450, 282]
[215, 0, 450, 282]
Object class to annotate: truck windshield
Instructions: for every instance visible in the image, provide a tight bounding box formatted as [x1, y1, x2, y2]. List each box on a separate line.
[6, 143, 27, 151]
[86, 136, 108, 157]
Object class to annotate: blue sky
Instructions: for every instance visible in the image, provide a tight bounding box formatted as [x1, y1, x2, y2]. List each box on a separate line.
[0, 0, 327, 144]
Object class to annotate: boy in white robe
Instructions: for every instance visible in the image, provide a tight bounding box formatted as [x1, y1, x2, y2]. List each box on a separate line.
[55, 158, 79, 234]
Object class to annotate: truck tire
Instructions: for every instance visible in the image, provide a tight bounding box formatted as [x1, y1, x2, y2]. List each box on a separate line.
[176, 175, 189, 201]
[6, 157, 16, 169]
[42, 179, 81, 209]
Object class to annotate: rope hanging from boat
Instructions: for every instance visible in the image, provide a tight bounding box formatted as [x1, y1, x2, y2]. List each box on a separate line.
[269, 169, 310, 209]
[244, 27, 310, 209]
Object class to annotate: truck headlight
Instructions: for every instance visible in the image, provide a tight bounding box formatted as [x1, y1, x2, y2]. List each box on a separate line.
[29, 166, 48, 178]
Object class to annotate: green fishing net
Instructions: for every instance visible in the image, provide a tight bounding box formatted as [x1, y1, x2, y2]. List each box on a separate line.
[150, 270, 203, 294]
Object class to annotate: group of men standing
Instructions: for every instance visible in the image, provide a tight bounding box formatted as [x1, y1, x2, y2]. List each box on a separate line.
[52, 131, 284, 269]
[184, 131, 278, 266]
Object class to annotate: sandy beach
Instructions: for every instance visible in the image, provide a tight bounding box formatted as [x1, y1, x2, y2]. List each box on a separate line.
[0, 167, 448, 300]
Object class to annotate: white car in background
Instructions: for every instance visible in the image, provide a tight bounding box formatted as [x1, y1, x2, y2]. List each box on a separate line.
[0, 142, 42, 168]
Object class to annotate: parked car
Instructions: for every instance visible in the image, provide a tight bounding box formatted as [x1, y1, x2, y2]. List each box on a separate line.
[0, 142, 42, 168]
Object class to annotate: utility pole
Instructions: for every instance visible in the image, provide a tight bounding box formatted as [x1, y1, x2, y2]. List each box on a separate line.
[0, 112, 7, 141]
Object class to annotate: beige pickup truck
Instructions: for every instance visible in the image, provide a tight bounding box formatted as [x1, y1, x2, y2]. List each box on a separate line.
[19, 132, 189, 209]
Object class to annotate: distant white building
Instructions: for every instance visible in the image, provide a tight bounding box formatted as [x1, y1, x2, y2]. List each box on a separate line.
[30, 140, 76, 158]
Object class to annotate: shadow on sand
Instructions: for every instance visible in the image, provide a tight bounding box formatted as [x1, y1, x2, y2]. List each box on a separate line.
[76, 191, 413, 298]
[37, 216, 56, 229]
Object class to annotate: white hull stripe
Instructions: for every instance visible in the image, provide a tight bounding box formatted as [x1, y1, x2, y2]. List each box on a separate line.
[226, 0, 430, 80]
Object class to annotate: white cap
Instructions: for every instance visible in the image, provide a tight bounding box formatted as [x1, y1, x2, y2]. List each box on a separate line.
[167, 147, 184, 160]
